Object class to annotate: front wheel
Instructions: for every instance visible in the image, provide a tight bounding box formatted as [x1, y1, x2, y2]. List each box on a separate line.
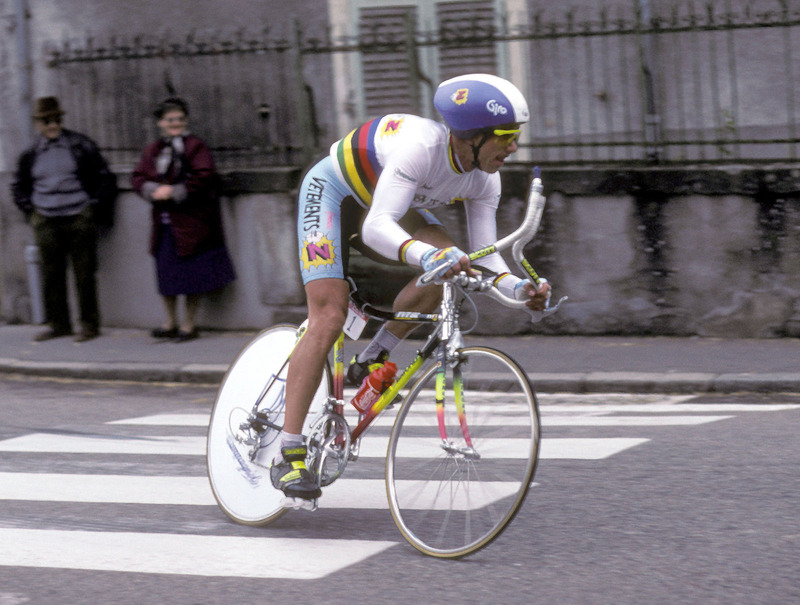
[385, 346, 540, 558]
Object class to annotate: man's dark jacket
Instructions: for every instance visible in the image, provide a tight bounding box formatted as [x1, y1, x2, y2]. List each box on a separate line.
[11, 128, 118, 226]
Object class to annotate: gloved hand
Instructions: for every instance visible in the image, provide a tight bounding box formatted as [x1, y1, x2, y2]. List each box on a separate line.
[514, 278, 551, 311]
[419, 246, 470, 282]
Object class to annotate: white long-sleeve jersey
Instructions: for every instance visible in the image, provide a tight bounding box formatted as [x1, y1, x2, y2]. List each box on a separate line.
[329, 114, 524, 298]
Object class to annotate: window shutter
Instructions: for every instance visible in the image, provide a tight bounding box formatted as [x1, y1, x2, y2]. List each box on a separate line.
[358, 2, 498, 118]
[359, 6, 419, 116]
[437, 1, 497, 80]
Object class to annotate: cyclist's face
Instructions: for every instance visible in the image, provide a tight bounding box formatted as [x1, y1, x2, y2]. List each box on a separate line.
[474, 131, 520, 174]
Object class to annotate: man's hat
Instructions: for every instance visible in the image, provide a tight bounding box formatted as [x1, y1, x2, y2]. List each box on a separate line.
[32, 96, 65, 119]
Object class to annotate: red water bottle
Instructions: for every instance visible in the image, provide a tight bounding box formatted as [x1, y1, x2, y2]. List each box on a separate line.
[351, 362, 397, 412]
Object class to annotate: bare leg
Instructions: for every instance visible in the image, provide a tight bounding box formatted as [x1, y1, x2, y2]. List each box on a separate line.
[283, 278, 349, 434]
[160, 295, 178, 330]
[182, 293, 201, 333]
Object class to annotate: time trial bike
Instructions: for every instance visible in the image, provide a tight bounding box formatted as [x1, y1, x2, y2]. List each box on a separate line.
[206, 170, 566, 558]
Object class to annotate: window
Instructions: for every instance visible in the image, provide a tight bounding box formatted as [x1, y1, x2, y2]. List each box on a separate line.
[329, 0, 517, 136]
[360, 5, 420, 116]
[437, 1, 496, 81]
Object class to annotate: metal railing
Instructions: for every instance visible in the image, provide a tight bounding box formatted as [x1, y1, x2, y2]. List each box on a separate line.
[46, 25, 319, 170]
[46, 0, 800, 169]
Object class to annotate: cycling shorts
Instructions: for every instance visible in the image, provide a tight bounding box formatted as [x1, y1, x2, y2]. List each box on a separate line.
[296, 156, 441, 285]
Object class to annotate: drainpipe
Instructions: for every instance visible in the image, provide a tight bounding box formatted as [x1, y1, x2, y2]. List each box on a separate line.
[24, 245, 44, 324]
[14, 0, 33, 145]
[14, 0, 44, 323]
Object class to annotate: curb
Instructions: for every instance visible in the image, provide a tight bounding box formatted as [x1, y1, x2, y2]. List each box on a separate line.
[0, 359, 227, 385]
[2, 359, 799, 393]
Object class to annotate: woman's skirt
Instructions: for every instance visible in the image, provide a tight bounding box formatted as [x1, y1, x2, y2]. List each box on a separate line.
[155, 225, 236, 296]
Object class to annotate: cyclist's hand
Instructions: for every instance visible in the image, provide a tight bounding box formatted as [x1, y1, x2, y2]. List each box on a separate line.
[515, 279, 551, 311]
[420, 246, 474, 282]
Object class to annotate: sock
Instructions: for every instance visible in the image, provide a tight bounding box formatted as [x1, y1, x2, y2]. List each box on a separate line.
[275, 431, 304, 464]
[280, 431, 304, 449]
[357, 325, 401, 363]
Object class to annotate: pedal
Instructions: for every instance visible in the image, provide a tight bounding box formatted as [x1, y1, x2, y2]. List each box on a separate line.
[280, 496, 319, 512]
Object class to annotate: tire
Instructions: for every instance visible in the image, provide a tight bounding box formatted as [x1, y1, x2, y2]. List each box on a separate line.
[385, 346, 540, 558]
[206, 324, 330, 525]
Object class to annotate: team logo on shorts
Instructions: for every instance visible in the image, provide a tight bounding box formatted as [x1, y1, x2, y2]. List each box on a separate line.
[301, 229, 336, 270]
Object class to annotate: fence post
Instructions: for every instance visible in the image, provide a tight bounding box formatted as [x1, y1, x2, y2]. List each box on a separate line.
[292, 18, 316, 167]
[637, 0, 662, 162]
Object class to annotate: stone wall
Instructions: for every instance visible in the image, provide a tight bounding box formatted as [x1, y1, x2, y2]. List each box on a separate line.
[524, 167, 800, 337]
[2, 166, 799, 337]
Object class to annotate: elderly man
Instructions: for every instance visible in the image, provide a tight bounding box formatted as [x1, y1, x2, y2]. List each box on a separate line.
[11, 96, 117, 342]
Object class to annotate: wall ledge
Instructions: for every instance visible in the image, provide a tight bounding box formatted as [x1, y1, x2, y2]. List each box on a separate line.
[109, 163, 800, 197]
[501, 163, 800, 197]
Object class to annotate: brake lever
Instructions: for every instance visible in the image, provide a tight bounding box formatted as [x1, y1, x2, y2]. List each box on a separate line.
[527, 294, 569, 323]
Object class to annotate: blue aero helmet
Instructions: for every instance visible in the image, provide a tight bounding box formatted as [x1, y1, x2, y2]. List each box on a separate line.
[433, 73, 529, 139]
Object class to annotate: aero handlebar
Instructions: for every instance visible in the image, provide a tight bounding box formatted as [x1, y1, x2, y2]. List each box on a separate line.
[417, 168, 567, 319]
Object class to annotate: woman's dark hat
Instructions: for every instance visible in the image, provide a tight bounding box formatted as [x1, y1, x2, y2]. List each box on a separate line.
[32, 96, 65, 119]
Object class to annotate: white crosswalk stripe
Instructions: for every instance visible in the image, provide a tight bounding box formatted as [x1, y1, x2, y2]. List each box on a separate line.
[0, 433, 649, 459]
[110, 411, 736, 427]
[0, 528, 394, 579]
[1, 398, 796, 578]
[0, 473, 518, 510]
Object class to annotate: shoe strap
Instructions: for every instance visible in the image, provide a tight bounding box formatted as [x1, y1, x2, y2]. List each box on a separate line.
[281, 446, 307, 462]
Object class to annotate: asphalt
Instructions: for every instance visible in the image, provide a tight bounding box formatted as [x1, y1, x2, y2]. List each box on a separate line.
[1, 323, 799, 393]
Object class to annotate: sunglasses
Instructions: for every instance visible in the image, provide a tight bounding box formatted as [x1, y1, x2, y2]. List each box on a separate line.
[37, 117, 61, 125]
[493, 128, 521, 146]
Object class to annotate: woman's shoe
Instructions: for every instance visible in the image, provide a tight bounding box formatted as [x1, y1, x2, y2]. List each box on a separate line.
[151, 327, 178, 339]
[75, 329, 99, 343]
[174, 328, 199, 343]
[34, 327, 73, 342]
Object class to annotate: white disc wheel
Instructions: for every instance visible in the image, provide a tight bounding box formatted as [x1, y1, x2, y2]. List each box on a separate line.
[207, 324, 330, 525]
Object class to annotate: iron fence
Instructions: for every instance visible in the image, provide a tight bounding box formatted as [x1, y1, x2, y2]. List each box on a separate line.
[46, 0, 800, 170]
[46, 25, 318, 170]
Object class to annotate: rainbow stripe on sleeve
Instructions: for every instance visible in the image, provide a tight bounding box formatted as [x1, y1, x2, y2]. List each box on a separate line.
[399, 238, 418, 263]
[333, 118, 382, 205]
[492, 272, 511, 288]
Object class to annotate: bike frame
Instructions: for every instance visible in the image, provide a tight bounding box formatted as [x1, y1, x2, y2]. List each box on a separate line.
[331, 308, 440, 443]
[314, 168, 561, 448]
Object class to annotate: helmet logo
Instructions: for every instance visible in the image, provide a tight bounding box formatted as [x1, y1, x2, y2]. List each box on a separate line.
[451, 88, 469, 105]
[486, 100, 508, 116]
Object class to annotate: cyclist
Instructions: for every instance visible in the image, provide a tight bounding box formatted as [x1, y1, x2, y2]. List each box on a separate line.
[271, 73, 552, 507]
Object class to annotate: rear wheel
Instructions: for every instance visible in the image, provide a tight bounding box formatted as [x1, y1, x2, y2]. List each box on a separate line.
[385, 346, 540, 557]
[206, 324, 330, 525]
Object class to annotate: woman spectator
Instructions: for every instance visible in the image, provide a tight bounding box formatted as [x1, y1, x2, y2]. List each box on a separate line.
[132, 97, 235, 342]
